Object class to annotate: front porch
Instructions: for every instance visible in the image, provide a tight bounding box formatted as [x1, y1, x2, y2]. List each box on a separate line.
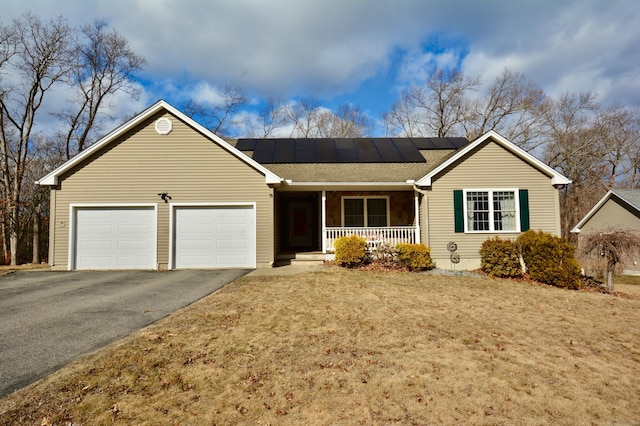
[275, 190, 421, 261]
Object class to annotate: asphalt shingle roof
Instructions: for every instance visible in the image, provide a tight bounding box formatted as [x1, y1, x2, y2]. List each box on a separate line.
[612, 189, 640, 211]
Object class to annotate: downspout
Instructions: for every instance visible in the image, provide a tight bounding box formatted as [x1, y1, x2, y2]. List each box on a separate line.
[412, 182, 430, 245]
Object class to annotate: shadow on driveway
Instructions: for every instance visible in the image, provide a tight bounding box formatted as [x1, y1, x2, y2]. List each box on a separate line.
[0, 269, 248, 397]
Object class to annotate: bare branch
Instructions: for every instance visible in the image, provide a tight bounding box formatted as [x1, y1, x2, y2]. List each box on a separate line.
[579, 228, 640, 292]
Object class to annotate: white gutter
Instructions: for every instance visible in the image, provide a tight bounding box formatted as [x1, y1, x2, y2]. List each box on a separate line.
[282, 181, 414, 187]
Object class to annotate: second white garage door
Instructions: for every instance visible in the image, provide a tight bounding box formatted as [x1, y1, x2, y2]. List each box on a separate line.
[174, 205, 255, 268]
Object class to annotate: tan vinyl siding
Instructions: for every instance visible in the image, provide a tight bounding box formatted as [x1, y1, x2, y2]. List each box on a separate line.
[50, 111, 274, 270]
[579, 199, 640, 234]
[426, 141, 560, 270]
[578, 198, 640, 273]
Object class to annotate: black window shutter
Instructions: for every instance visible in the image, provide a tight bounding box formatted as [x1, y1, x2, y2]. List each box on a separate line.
[519, 189, 530, 231]
[454, 190, 464, 233]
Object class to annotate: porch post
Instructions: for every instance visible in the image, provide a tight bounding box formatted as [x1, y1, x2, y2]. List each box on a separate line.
[414, 192, 421, 244]
[321, 190, 327, 253]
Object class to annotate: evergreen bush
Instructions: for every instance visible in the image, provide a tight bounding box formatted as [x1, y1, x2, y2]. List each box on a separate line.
[479, 237, 523, 278]
[396, 243, 436, 271]
[334, 235, 367, 267]
[517, 230, 581, 289]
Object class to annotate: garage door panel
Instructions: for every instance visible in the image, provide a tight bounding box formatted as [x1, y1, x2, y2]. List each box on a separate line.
[117, 240, 150, 250]
[75, 207, 155, 270]
[118, 224, 151, 235]
[174, 206, 254, 268]
[217, 240, 248, 249]
[80, 240, 114, 251]
[79, 224, 114, 235]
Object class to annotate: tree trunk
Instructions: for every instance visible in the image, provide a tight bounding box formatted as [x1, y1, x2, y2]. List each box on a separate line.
[606, 260, 615, 293]
[0, 215, 7, 265]
[9, 232, 17, 266]
[32, 205, 40, 264]
[9, 204, 18, 266]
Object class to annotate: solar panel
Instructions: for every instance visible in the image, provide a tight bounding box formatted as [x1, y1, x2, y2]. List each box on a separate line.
[335, 138, 360, 162]
[373, 138, 404, 162]
[236, 137, 465, 163]
[235, 139, 257, 151]
[429, 138, 455, 149]
[409, 137, 469, 150]
[252, 139, 277, 163]
[354, 138, 382, 162]
[447, 137, 469, 149]
[295, 138, 316, 162]
[272, 139, 295, 163]
[409, 138, 436, 149]
[392, 138, 426, 162]
[316, 139, 338, 162]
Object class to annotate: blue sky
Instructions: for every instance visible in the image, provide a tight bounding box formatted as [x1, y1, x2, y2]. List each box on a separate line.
[2, 0, 639, 136]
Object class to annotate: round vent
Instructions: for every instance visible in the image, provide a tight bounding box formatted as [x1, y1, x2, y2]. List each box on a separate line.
[155, 117, 173, 135]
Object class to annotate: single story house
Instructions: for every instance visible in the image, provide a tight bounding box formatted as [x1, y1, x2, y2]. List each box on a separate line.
[571, 189, 640, 274]
[37, 100, 571, 271]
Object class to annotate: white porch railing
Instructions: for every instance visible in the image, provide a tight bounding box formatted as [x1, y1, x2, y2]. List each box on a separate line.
[325, 226, 417, 254]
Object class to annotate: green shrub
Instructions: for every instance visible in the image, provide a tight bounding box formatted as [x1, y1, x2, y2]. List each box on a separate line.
[517, 230, 581, 289]
[479, 237, 523, 278]
[334, 235, 367, 267]
[396, 243, 436, 271]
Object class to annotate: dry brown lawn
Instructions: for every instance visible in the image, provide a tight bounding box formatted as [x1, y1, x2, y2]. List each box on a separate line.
[1, 268, 639, 425]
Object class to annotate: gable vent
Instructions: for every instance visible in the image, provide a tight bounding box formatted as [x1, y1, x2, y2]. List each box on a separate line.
[155, 117, 173, 135]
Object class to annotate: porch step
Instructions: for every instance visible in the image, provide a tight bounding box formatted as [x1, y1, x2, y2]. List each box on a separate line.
[276, 252, 325, 266]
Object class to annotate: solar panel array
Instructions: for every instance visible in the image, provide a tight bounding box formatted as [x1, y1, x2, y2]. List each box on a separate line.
[235, 137, 468, 164]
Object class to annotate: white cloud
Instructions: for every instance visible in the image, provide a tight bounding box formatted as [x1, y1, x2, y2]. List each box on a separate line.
[189, 82, 226, 106]
[1, 0, 638, 128]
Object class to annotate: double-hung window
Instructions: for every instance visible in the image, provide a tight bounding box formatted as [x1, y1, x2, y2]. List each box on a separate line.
[343, 197, 389, 227]
[465, 189, 519, 232]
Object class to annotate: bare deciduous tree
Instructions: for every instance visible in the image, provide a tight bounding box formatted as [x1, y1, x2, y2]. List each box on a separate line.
[466, 68, 546, 149]
[283, 97, 373, 138]
[383, 68, 479, 137]
[183, 85, 247, 136]
[58, 20, 145, 159]
[0, 13, 73, 265]
[592, 104, 640, 188]
[580, 228, 640, 292]
[255, 97, 288, 138]
[285, 96, 322, 137]
[316, 104, 373, 138]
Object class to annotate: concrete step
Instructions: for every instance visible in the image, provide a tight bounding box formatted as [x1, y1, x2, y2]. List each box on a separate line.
[276, 252, 325, 266]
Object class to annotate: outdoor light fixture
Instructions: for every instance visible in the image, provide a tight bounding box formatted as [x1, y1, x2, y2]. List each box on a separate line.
[158, 192, 172, 203]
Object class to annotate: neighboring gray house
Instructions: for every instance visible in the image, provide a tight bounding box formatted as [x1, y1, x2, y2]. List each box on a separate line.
[37, 100, 571, 271]
[572, 189, 640, 274]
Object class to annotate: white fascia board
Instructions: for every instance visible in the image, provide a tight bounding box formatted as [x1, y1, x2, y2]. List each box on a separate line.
[415, 130, 572, 187]
[281, 181, 415, 191]
[285, 181, 413, 187]
[37, 100, 283, 186]
[570, 190, 613, 233]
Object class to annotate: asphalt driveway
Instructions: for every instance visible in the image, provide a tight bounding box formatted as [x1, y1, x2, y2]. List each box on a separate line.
[0, 269, 248, 397]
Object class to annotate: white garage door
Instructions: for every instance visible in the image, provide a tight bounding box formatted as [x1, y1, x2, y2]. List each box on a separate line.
[74, 207, 156, 270]
[174, 205, 255, 268]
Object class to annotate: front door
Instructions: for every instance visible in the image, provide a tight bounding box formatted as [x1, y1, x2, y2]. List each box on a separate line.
[288, 201, 313, 248]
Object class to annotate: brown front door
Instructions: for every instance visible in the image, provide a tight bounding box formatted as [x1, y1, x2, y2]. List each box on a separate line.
[288, 201, 313, 248]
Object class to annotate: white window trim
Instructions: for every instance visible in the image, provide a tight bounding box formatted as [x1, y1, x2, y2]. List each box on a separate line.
[463, 188, 520, 233]
[341, 196, 390, 227]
